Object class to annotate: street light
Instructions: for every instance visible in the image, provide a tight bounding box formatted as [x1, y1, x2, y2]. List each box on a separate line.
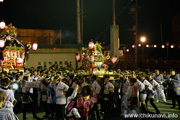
[138, 44, 141, 47]
[170, 45, 174, 48]
[154, 45, 157, 48]
[132, 45, 135, 48]
[162, 45, 165, 48]
[140, 36, 146, 70]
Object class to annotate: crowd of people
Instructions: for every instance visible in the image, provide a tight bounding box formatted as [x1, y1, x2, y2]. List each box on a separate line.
[0, 64, 180, 120]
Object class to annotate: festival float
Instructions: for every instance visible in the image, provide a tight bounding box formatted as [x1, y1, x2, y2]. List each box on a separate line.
[0, 21, 38, 72]
[76, 41, 118, 78]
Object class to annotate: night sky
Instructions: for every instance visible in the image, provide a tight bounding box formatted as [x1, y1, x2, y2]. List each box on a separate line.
[0, 0, 179, 45]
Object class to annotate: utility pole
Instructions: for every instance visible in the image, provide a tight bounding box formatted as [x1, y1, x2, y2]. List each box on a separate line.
[77, 0, 82, 44]
[135, 0, 138, 70]
[81, 0, 83, 43]
[110, 0, 119, 57]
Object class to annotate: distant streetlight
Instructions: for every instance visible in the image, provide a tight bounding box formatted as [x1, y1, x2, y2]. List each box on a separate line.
[162, 45, 165, 48]
[154, 45, 157, 48]
[0, 0, 4, 2]
[138, 44, 141, 47]
[126, 49, 129, 52]
[146, 44, 149, 48]
[170, 45, 174, 48]
[140, 37, 146, 43]
[132, 45, 135, 48]
[140, 36, 146, 70]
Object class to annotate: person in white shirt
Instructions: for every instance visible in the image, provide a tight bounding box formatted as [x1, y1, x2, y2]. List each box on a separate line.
[65, 85, 81, 119]
[0, 77, 16, 110]
[55, 78, 69, 120]
[119, 73, 130, 116]
[89, 75, 101, 120]
[153, 69, 166, 103]
[0, 90, 19, 120]
[102, 75, 114, 118]
[138, 72, 153, 113]
[146, 73, 160, 114]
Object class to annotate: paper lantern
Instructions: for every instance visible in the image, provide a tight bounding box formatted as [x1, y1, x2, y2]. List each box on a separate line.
[110, 56, 117, 63]
[32, 43, 38, 50]
[0, 39, 5, 48]
[89, 55, 94, 62]
[4, 56, 7, 62]
[89, 42, 94, 50]
[0, 21, 5, 29]
[76, 54, 81, 62]
[17, 57, 23, 63]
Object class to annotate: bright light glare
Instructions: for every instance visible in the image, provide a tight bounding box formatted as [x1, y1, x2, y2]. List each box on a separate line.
[141, 37, 146, 42]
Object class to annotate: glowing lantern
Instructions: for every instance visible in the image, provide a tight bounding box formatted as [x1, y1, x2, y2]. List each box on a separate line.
[170, 45, 174, 48]
[89, 55, 94, 62]
[0, 21, 5, 29]
[89, 42, 94, 50]
[146, 44, 149, 48]
[0, 39, 5, 48]
[162, 45, 165, 48]
[4, 56, 7, 62]
[76, 54, 81, 62]
[110, 56, 117, 63]
[17, 57, 23, 63]
[32, 43, 38, 50]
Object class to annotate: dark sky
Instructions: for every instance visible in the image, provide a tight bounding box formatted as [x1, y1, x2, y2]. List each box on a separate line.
[0, 0, 179, 45]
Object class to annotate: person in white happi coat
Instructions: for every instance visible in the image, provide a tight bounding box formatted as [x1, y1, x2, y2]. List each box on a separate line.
[55, 78, 69, 120]
[127, 78, 138, 114]
[153, 69, 166, 102]
[39, 76, 51, 118]
[77, 76, 88, 94]
[119, 73, 130, 116]
[89, 75, 101, 120]
[132, 73, 144, 114]
[0, 78, 16, 111]
[0, 90, 19, 120]
[21, 75, 41, 120]
[102, 75, 114, 117]
[138, 72, 153, 113]
[146, 73, 160, 114]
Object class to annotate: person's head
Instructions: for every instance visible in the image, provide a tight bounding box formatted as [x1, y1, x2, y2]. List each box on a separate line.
[147, 73, 153, 81]
[23, 75, 31, 81]
[78, 76, 84, 84]
[45, 76, 51, 83]
[123, 73, 128, 80]
[104, 75, 109, 83]
[81, 84, 93, 97]
[10, 76, 16, 83]
[2, 77, 11, 87]
[138, 72, 145, 81]
[54, 76, 60, 84]
[155, 69, 160, 75]
[117, 69, 121, 73]
[130, 78, 137, 86]
[170, 69, 176, 76]
[33, 71, 37, 76]
[67, 74, 73, 81]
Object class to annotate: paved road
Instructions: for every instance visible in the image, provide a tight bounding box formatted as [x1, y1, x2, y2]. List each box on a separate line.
[16, 99, 180, 120]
